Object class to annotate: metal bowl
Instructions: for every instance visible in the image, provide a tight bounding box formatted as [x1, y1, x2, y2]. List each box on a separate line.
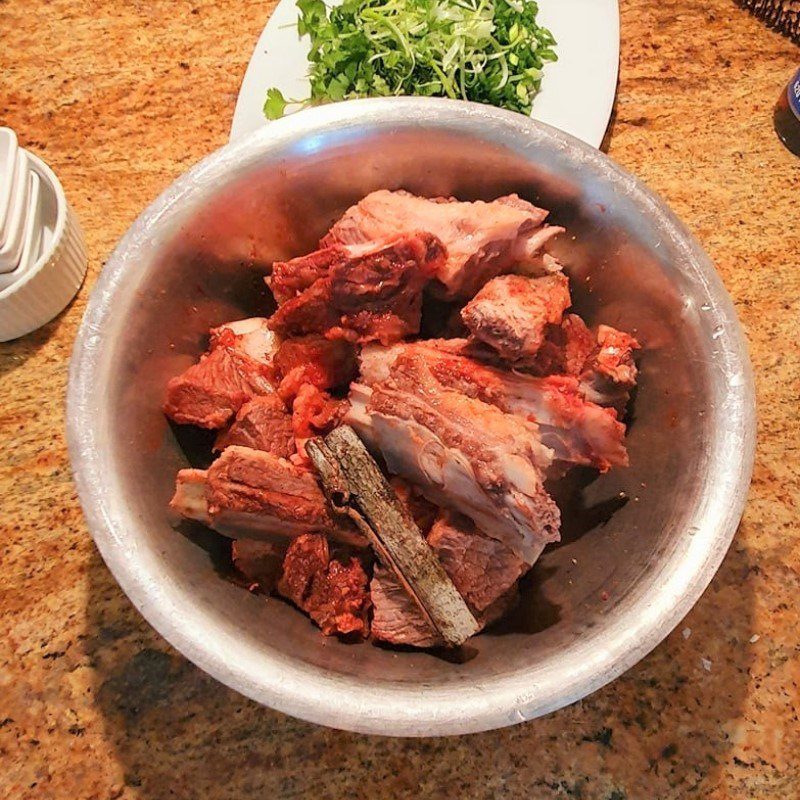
[67, 98, 755, 736]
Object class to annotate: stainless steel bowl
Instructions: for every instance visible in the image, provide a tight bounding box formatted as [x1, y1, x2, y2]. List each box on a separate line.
[67, 98, 755, 736]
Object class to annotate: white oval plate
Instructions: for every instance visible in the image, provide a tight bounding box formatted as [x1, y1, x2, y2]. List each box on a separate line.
[231, 0, 619, 148]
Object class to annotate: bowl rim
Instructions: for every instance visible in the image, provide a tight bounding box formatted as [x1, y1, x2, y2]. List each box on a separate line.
[67, 97, 756, 736]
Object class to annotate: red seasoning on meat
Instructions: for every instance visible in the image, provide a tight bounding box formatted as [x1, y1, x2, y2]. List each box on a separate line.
[206, 447, 342, 538]
[358, 340, 629, 471]
[461, 273, 571, 363]
[347, 351, 560, 565]
[274, 335, 357, 402]
[209, 317, 281, 367]
[269, 247, 347, 305]
[290, 383, 351, 467]
[277, 534, 371, 638]
[531, 313, 596, 377]
[169, 446, 364, 545]
[587, 325, 640, 389]
[268, 232, 445, 344]
[291, 384, 349, 442]
[276, 531, 329, 605]
[578, 325, 641, 414]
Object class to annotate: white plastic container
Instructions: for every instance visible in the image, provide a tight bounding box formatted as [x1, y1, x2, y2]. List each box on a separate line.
[0, 128, 87, 342]
[0, 132, 29, 273]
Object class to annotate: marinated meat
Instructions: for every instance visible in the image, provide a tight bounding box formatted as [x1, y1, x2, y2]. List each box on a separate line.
[461, 273, 571, 362]
[347, 351, 560, 565]
[371, 565, 520, 648]
[531, 313, 596, 377]
[163, 346, 273, 429]
[585, 324, 640, 387]
[290, 384, 350, 466]
[277, 534, 371, 638]
[526, 318, 640, 412]
[268, 232, 445, 344]
[164, 190, 641, 651]
[307, 558, 371, 638]
[274, 335, 357, 402]
[359, 341, 628, 471]
[370, 512, 523, 648]
[323, 190, 564, 299]
[276, 532, 329, 606]
[578, 325, 641, 414]
[427, 511, 525, 613]
[206, 446, 342, 538]
[164, 317, 279, 429]
[214, 394, 296, 458]
[170, 446, 364, 545]
[270, 246, 351, 305]
[232, 538, 284, 592]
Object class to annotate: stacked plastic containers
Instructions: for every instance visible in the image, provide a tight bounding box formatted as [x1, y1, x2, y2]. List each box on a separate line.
[0, 127, 87, 341]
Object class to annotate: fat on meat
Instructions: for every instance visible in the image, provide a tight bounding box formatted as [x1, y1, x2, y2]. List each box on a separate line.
[170, 468, 211, 525]
[322, 190, 564, 299]
[582, 324, 640, 389]
[210, 317, 282, 365]
[359, 341, 629, 471]
[347, 351, 560, 565]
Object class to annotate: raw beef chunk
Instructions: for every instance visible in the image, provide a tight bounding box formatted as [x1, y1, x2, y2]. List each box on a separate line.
[277, 534, 371, 638]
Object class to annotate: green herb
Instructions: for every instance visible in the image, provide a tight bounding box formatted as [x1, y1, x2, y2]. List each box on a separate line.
[264, 87, 289, 120]
[265, 0, 557, 118]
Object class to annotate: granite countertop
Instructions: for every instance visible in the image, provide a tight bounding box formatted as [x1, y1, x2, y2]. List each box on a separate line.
[1, 0, 798, 797]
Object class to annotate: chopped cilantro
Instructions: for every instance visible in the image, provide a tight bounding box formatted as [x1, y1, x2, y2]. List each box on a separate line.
[263, 87, 289, 120]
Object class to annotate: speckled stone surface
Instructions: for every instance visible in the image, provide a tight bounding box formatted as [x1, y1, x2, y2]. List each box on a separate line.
[0, 1, 798, 797]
